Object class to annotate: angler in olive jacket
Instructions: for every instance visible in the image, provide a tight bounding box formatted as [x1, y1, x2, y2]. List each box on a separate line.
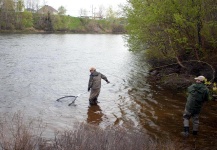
[88, 67, 110, 105]
[182, 76, 209, 136]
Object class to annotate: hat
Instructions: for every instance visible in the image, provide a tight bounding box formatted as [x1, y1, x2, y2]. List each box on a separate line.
[194, 76, 205, 82]
[89, 67, 96, 71]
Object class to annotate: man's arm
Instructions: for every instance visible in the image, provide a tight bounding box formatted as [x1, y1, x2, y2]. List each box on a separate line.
[101, 73, 110, 83]
[88, 76, 93, 91]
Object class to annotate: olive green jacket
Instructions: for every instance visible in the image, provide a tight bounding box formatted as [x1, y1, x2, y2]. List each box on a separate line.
[88, 71, 108, 90]
[185, 83, 209, 114]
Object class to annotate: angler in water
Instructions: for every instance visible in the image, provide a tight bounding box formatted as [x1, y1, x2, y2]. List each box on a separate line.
[182, 75, 209, 137]
[88, 67, 110, 105]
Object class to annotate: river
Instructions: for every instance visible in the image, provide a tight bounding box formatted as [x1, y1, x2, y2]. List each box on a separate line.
[0, 34, 216, 149]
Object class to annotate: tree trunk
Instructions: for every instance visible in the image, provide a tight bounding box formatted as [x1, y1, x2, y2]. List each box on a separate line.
[168, 35, 186, 68]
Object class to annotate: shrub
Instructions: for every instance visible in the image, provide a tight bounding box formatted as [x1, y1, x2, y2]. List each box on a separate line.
[48, 123, 182, 150]
[0, 113, 185, 150]
[0, 112, 46, 150]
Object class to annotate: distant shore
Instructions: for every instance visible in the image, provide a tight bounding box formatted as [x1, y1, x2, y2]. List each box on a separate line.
[0, 28, 126, 34]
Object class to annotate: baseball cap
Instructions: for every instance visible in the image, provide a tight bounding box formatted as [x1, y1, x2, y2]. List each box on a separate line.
[194, 76, 205, 82]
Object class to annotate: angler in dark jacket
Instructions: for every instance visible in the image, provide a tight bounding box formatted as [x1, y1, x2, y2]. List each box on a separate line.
[88, 67, 110, 105]
[182, 76, 209, 136]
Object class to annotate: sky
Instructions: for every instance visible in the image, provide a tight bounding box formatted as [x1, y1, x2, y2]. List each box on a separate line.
[44, 0, 127, 17]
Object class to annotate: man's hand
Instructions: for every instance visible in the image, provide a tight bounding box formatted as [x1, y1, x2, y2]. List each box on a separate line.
[88, 87, 90, 92]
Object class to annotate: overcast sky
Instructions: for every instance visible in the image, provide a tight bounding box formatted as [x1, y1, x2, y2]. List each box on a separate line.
[44, 0, 127, 17]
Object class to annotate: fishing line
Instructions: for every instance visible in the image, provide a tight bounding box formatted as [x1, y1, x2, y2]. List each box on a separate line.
[97, 68, 126, 82]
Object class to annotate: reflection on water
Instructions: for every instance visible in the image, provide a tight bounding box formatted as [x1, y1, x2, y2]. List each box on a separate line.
[87, 105, 103, 125]
[0, 34, 216, 149]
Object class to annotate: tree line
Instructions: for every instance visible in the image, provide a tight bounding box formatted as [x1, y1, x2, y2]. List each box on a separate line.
[0, 0, 126, 33]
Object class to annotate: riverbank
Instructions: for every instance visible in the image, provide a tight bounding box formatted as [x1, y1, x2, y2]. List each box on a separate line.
[0, 12, 126, 34]
[0, 28, 46, 34]
[0, 27, 126, 34]
[148, 59, 217, 99]
[0, 112, 187, 150]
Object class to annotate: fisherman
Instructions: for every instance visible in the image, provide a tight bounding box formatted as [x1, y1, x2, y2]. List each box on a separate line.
[182, 75, 209, 137]
[88, 67, 110, 105]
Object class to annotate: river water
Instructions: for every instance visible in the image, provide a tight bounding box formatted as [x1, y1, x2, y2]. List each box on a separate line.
[0, 34, 216, 149]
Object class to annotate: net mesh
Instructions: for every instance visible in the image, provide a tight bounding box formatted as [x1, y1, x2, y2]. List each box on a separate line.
[56, 96, 77, 106]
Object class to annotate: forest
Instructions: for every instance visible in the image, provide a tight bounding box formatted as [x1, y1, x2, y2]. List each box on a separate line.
[125, 0, 217, 94]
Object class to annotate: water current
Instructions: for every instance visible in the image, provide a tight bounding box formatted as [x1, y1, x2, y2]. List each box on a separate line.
[0, 34, 216, 149]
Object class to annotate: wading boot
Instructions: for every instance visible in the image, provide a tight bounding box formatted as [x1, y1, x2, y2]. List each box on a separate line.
[89, 99, 98, 106]
[89, 99, 95, 105]
[181, 127, 189, 137]
[94, 98, 99, 104]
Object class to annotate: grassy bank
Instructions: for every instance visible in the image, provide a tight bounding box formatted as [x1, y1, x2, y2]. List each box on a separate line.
[0, 11, 126, 34]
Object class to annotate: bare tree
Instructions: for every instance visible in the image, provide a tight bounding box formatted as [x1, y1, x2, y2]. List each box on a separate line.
[35, 0, 40, 11]
[25, 0, 40, 10]
[97, 5, 105, 19]
[116, 3, 125, 18]
[16, 0, 24, 12]
[25, 0, 31, 9]
[58, 6, 67, 15]
[79, 8, 88, 17]
[106, 6, 117, 20]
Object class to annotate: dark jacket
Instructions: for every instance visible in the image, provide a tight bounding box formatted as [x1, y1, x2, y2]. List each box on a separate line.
[88, 71, 108, 90]
[185, 83, 209, 114]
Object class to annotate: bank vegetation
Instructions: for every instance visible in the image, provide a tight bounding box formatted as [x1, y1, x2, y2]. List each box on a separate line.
[0, 112, 187, 150]
[125, 0, 217, 94]
[0, 0, 126, 33]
